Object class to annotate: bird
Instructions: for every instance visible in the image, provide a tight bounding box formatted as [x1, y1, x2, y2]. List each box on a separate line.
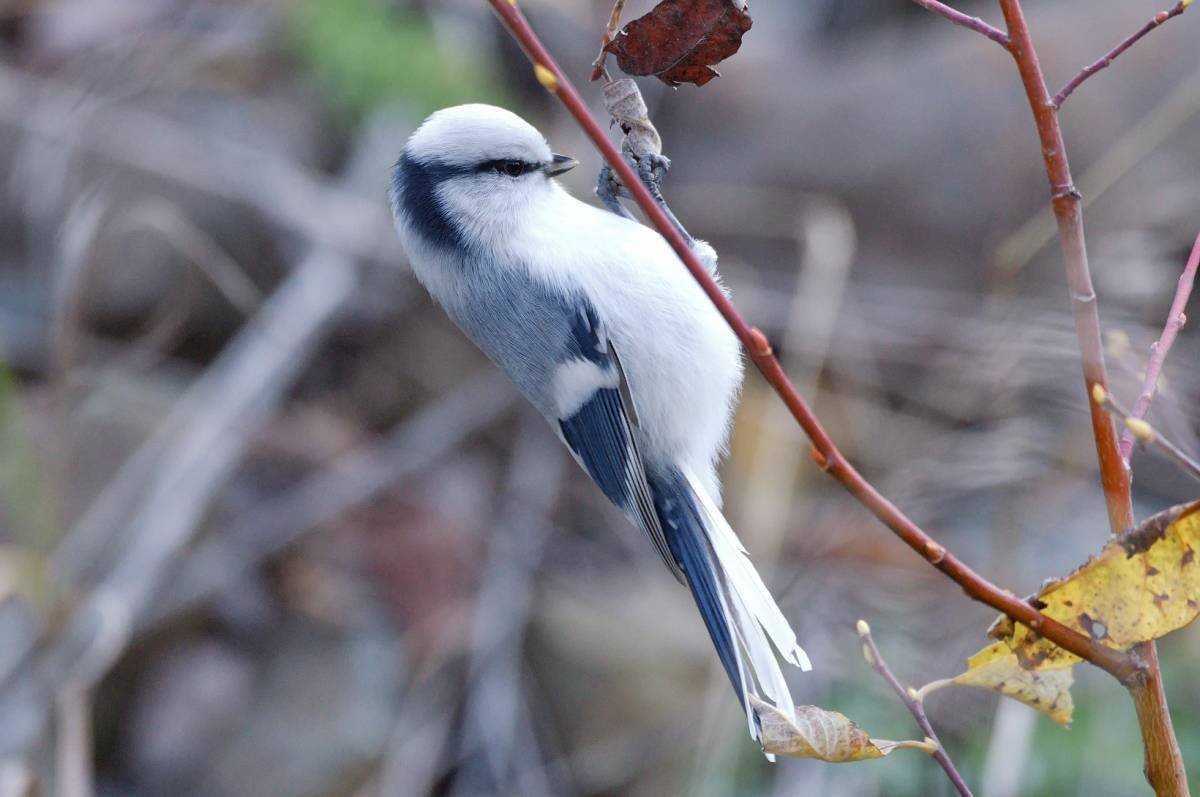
[389, 103, 810, 744]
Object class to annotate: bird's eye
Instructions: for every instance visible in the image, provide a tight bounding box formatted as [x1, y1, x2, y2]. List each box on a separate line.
[498, 160, 526, 177]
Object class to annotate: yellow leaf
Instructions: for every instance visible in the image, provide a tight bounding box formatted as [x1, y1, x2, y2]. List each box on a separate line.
[955, 642, 1074, 725]
[989, 501, 1200, 670]
[752, 697, 933, 762]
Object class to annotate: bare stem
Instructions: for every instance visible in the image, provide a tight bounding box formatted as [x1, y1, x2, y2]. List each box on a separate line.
[589, 0, 627, 82]
[1118, 231, 1200, 463]
[1053, 1, 1191, 109]
[908, 0, 1011, 48]
[485, 0, 1142, 684]
[858, 621, 973, 797]
[996, 0, 1188, 792]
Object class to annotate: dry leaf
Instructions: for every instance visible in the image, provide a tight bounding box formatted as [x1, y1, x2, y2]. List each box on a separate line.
[989, 501, 1200, 669]
[603, 0, 753, 87]
[955, 642, 1075, 725]
[752, 697, 927, 762]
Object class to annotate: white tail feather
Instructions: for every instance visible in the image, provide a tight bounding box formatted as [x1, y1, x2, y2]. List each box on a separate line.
[682, 466, 811, 740]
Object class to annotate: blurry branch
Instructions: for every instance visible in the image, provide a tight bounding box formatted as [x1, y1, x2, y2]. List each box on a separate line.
[0, 760, 36, 797]
[736, 201, 854, 567]
[0, 251, 357, 756]
[1094, 387, 1200, 483]
[372, 673, 460, 796]
[0, 64, 400, 268]
[485, 0, 1141, 683]
[1118, 231, 1200, 464]
[452, 415, 563, 797]
[143, 371, 516, 629]
[979, 700, 1038, 797]
[856, 621, 971, 797]
[53, 686, 91, 797]
[1052, 1, 1192, 109]
[907, 0, 1010, 48]
[48, 248, 350, 589]
[108, 199, 265, 316]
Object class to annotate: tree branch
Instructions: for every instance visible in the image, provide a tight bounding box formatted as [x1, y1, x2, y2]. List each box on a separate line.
[857, 621, 973, 797]
[484, 0, 1141, 685]
[995, 0, 1188, 793]
[908, 0, 1010, 48]
[1118, 231, 1200, 464]
[1052, 1, 1192, 109]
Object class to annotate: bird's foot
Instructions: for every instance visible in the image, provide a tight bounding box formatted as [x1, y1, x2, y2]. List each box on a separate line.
[595, 164, 633, 219]
[634, 152, 671, 205]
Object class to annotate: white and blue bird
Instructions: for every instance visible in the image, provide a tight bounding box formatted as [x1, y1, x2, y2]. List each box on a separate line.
[390, 103, 811, 742]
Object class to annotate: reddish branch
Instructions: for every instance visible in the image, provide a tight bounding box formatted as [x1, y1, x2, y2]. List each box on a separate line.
[994, 0, 1133, 532]
[858, 622, 972, 797]
[1052, 1, 1192, 109]
[1119, 231, 1200, 464]
[994, 0, 1188, 793]
[908, 0, 1010, 48]
[484, 0, 1141, 684]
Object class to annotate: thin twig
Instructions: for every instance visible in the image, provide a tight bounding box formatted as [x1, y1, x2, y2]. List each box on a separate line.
[995, 0, 1188, 792]
[857, 621, 972, 797]
[1118, 231, 1200, 464]
[589, 0, 626, 82]
[907, 0, 1010, 48]
[484, 0, 1141, 684]
[1053, 1, 1192, 109]
[1094, 387, 1200, 483]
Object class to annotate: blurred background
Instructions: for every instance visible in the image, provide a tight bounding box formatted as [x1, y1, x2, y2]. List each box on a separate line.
[0, 0, 1198, 795]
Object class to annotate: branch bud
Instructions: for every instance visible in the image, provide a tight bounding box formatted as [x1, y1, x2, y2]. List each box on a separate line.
[1091, 384, 1107, 405]
[1124, 417, 1155, 443]
[534, 63, 558, 92]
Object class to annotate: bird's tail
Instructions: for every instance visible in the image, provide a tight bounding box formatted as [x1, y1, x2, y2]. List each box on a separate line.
[651, 466, 811, 745]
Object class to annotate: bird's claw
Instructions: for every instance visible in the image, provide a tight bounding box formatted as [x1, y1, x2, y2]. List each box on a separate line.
[595, 153, 691, 244]
[596, 164, 632, 218]
[635, 153, 671, 200]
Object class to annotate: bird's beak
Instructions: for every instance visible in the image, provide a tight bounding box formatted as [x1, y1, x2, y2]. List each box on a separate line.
[544, 153, 578, 177]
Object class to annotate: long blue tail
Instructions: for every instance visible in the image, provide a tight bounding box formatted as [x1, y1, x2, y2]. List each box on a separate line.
[650, 469, 743, 699]
[648, 466, 811, 742]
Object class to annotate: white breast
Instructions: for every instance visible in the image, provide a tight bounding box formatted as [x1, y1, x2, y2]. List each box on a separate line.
[510, 187, 744, 498]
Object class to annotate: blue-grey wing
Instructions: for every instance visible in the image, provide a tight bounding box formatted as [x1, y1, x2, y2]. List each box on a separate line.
[555, 304, 683, 582]
[430, 264, 680, 580]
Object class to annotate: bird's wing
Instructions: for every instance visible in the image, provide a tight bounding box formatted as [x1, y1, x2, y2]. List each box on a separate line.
[553, 301, 684, 583]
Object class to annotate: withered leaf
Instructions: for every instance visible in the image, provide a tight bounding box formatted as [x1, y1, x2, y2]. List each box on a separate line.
[988, 500, 1200, 670]
[955, 642, 1075, 725]
[752, 697, 927, 762]
[603, 0, 753, 87]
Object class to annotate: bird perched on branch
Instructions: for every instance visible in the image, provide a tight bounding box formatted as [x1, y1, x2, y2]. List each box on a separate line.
[389, 104, 809, 746]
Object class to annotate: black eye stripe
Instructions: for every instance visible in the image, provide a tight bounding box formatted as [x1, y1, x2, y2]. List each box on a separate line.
[477, 159, 541, 176]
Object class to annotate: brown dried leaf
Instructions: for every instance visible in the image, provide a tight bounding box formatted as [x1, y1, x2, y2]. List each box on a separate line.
[603, 0, 753, 87]
[752, 697, 924, 762]
[988, 501, 1200, 670]
[955, 642, 1075, 725]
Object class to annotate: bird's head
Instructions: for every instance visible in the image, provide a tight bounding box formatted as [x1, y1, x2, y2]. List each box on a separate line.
[391, 104, 578, 251]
